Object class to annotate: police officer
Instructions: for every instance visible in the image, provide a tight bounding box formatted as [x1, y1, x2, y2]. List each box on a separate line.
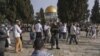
[51, 22, 60, 49]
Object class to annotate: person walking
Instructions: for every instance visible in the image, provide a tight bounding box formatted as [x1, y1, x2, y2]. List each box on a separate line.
[35, 20, 43, 39]
[44, 23, 51, 43]
[0, 24, 8, 56]
[0, 24, 9, 49]
[5, 24, 12, 49]
[67, 22, 71, 42]
[91, 24, 97, 39]
[51, 22, 60, 49]
[76, 24, 80, 40]
[58, 22, 62, 39]
[13, 20, 23, 53]
[29, 24, 36, 47]
[69, 23, 78, 45]
[60, 23, 67, 39]
[96, 25, 99, 37]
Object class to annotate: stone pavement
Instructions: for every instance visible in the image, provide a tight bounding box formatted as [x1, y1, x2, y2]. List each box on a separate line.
[5, 31, 100, 56]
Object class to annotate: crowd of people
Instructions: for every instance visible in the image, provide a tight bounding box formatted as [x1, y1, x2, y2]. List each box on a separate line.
[0, 20, 99, 56]
[86, 24, 99, 39]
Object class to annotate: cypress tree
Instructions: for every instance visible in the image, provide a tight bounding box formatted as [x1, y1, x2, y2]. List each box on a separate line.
[0, 0, 34, 23]
[39, 8, 45, 24]
[16, 0, 34, 24]
[91, 0, 100, 23]
[0, 0, 7, 23]
[57, 0, 89, 22]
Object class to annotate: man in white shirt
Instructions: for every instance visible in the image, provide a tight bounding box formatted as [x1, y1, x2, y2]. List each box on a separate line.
[44, 23, 51, 43]
[60, 23, 67, 39]
[69, 23, 78, 44]
[35, 20, 43, 39]
[13, 20, 22, 53]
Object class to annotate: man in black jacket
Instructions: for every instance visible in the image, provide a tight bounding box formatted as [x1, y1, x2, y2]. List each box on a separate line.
[0, 24, 8, 56]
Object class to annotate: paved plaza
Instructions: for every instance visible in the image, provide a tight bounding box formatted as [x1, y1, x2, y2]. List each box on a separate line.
[5, 31, 100, 56]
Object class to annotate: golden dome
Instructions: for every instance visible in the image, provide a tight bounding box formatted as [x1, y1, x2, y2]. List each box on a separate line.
[45, 6, 57, 13]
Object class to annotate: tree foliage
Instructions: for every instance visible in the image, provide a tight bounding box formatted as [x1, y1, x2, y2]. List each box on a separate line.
[90, 0, 100, 23]
[0, 0, 34, 24]
[57, 0, 89, 22]
[39, 8, 45, 24]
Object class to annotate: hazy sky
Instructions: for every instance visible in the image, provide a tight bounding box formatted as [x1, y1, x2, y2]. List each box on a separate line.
[31, 0, 98, 14]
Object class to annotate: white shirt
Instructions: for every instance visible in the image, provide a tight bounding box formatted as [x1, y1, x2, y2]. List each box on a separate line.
[5, 27, 10, 36]
[35, 23, 43, 32]
[44, 25, 51, 36]
[60, 24, 67, 33]
[70, 25, 76, 35]
[44, 25, 50, 31]
[76, 27, 80, 35]
[13, 24, 22, 38]
[6, 25, 12, 36]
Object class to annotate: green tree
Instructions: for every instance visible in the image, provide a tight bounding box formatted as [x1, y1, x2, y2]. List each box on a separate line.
[90, 0, 100, 23]
[0, 0, 8, 23]
[16, 0, 34, 24]
[39, 8, 45, 24]
[57, 0, 89, 22]
[73, 0, 89, 22]
[6, 0, 17, 23]
[0, 0, 34, 24]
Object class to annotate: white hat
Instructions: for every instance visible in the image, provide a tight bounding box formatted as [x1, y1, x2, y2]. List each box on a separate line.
[16, 20, 20, 22]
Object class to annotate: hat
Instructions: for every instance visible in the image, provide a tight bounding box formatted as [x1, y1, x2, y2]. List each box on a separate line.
[16, 20, 20, 22]
[15, 20, 20, 24]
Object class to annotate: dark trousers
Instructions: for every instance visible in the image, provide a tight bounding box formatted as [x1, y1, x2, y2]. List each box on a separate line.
[30, 32, 36, 48]
[33, 33, 42, 48]
[60, 32, 66, 39]
[0, 41, 5, 56]
[5, 39, 9, 48]
[30, 32, 36, 40]
[20, 34, 23, 41]
[36, 32, 42, 39]
[0, 52, 4, 56]
[67, 33, 70, 42]
[86, 31, 88, 38]
[69, 35, 78, 44]
[44, 31, 49, 43]
[51, 33, 59, 47]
